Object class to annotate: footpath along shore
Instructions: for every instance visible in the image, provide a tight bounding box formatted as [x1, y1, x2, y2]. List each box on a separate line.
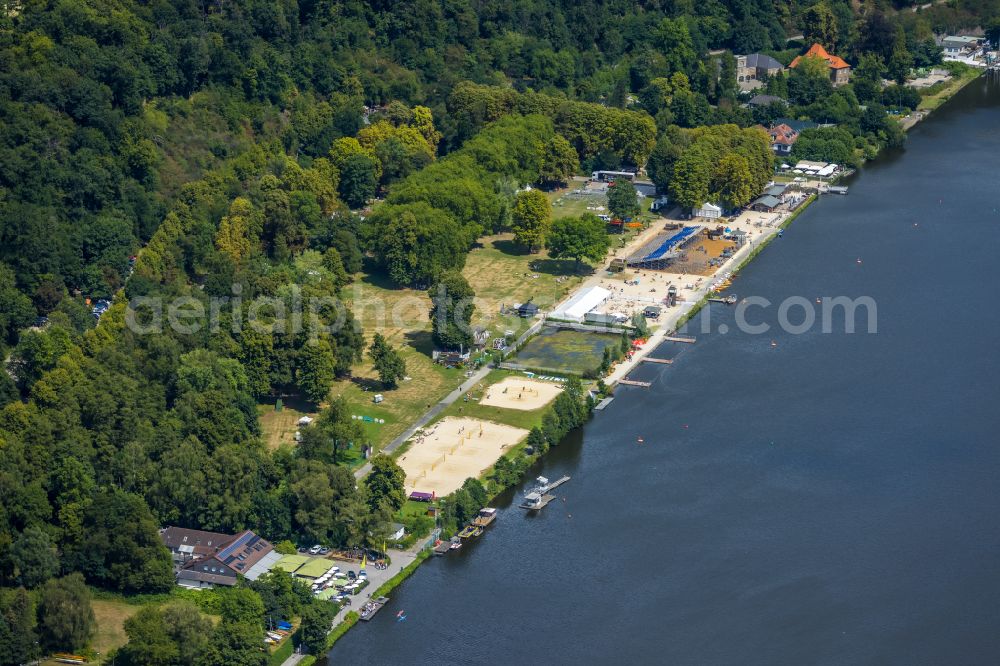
[301, 70, 988, 662]
[604, 203, 803, 385]
[292, 199, 810, 665]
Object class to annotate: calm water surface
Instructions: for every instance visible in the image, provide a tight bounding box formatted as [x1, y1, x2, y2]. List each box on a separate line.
[328, 77, 1000, 665]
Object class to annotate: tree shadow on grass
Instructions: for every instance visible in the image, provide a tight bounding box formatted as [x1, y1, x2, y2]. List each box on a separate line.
[360, 270, 406, 291]
[529, 258, 595, 277]
[491, 238, 529, 256]
[349, 376, 384, 393]
[403, 329, 436, 358]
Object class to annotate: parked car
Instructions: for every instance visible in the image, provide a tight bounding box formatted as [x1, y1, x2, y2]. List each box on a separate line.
[308, 545, 322, 554]
[319, 546, 330, 555]
[347, 571, 357, 581]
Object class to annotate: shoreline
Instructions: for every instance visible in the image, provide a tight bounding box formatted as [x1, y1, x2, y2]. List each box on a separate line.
[307, 196, 819, 662]
[306, 70, 982, 663]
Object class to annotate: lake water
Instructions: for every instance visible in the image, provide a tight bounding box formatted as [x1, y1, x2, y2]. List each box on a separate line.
[326, 76, 1000, 665]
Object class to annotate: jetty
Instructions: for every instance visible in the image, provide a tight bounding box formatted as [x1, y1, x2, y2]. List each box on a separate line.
[664, 335, 696, 343]
[594, 396, 615, 410]
[640, 357, 673, 365]
[618, 379, 652, 387]
[708, 295, 738, 305]
[432, 540, 451, 556]
[520, 476, 570, 510]
[541, 475, 571, 493]
[359, 596, 390, 621]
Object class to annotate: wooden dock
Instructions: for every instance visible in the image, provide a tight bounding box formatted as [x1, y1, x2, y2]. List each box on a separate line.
[664, 335, 696, 343]
[618, 379, 652, 387]
[432, 541, 451, 555]
[640, 357, 673, 364]
[359, 596, 390, 621]
[594, 396, 615, 410]
[542, 476, 571, 492]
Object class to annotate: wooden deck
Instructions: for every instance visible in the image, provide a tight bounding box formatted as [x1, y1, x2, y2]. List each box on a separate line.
[618, 379, 652, 387]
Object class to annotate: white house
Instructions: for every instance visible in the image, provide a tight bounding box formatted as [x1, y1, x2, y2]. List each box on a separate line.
[941, 35, 981, 55]
[694, 202, 722, 219]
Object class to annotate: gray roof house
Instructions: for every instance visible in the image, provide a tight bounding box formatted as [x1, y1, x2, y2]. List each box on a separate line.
[166, 528, 280, 589]
[737, 53, 784, 90]
[747, 94, 787, 108]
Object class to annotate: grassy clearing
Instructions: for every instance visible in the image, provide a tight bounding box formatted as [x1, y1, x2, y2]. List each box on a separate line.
[86, 598, 141, 663]
[429, 369, 556, 432]
[917, 66, 981, 113]
[258, 397, 315, 451]
[465, 234, 586, 323]
[262, 224, 613, 457]
[318, 236, 591, 455]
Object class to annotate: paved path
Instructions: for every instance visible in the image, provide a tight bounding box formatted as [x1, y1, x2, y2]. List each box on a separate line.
[354, 363, 494, 480]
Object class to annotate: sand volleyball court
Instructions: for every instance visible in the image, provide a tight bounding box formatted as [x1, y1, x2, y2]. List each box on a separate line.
[399, 417, 528, 496]
[478, 377, 562, 411]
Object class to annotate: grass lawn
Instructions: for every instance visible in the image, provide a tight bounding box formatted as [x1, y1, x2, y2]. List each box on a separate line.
[917, 66, 981, 112]
[428, 369, 556, 432]
[332, 272, 469, 455]
[549, 190, 608, 219]
[398, 499, 434, 520]
[258, 222, 619, 459]
[258, 395, 315, 451]
[465, 234, 587, 322]
[90, 598, 141, 662]
[314, 238, 593, 457]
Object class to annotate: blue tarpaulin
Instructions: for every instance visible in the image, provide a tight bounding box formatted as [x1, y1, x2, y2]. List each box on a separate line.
[641, 226, 697, 262]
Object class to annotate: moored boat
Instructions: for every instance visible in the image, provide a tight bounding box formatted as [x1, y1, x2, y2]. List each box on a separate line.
[471, 507, 498, 527]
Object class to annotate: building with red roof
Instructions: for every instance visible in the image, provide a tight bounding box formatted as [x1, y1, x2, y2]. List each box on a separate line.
[762, 123, 800, 155]
[790, 43, 851, 86]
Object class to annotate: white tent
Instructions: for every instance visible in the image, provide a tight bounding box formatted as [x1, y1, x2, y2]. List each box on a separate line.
[695, 202, 722, 219]
[554, 286, 612, 322]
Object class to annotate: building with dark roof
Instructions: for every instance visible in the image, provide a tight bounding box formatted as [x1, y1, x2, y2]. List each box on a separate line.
[736, 53, 784, 89]
[746, 94, 787, 108]
[162, 527, 279, 589]
[516, 301, 539, 318]
[775, 118, 819, 133]
[751, 194, 782, 212]
[160, 527, 233, 566]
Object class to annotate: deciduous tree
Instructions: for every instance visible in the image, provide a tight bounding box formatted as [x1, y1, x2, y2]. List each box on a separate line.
[365, 455, 407, 513]
[37, 574, 95, 653]
[511, 190, 551, 252]
[368, 333, 406, 388]
[428, 270, 475, 350]
[607, 179, 640, 221]
[546, 215, 611, 269]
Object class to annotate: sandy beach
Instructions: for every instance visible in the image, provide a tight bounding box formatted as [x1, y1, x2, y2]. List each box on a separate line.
[398, 417, 529, 496]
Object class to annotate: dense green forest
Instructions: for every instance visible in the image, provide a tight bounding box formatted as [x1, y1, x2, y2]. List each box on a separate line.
[1, 0, 998, 661]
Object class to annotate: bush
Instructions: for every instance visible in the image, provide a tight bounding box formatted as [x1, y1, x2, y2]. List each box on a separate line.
[324, 611, 359, 650]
